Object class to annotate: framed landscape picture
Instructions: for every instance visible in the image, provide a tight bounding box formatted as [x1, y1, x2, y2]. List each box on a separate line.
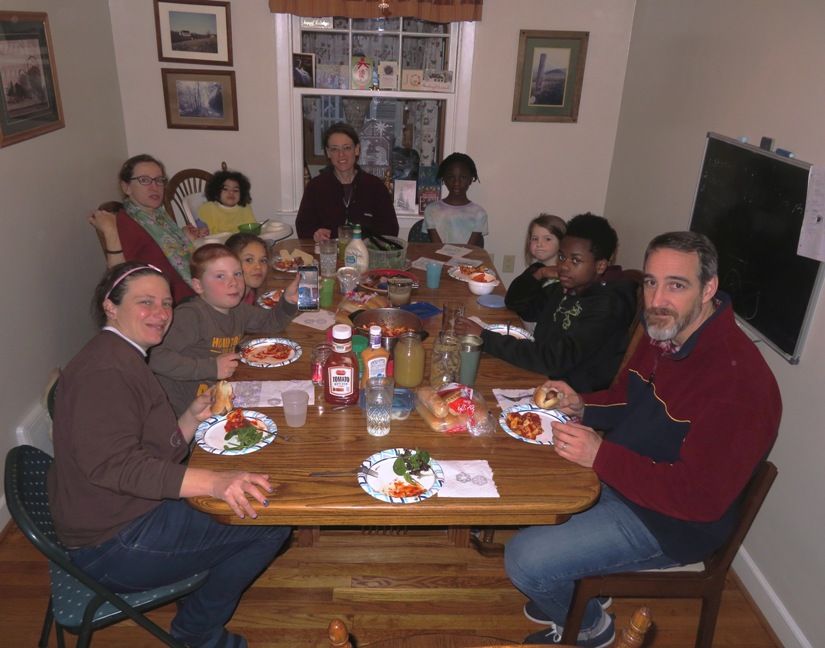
[154, 0, 232, 66]
[161, 68, 238, 130]
[512, 30, 589, 123]
[0, 11, 64, 148]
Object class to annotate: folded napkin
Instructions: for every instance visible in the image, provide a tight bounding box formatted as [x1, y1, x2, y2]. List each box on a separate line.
[410, 256, 443, 270]
[231, 380, 315, 407]
[436, 244, 473, 258]
[492, 388, 534, 409]
[295, 310, 336, 330]
[437, 460, 499, 498]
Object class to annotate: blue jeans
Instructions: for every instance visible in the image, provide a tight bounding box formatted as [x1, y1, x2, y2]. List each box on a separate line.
[69, 499, 290, 647]
[504, 484, 678, 633]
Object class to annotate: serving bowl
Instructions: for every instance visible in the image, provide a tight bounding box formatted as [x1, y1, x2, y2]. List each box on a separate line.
[366, 236, 408, 270]
[467, 272, 500, 295]
[351, 308, 422, 351]
[237, 222, 263, 236]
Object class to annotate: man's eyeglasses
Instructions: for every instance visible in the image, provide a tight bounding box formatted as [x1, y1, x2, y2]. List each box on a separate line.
[130, 176, 169, 186]
[327, 144, 355, 154]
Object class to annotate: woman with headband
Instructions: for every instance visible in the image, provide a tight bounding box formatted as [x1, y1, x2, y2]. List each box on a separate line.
[47, 262, 287, 648]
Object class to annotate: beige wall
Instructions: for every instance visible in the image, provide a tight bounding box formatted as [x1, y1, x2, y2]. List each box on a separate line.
[606, 2, 824, 646]
[0, 1, 126, 525]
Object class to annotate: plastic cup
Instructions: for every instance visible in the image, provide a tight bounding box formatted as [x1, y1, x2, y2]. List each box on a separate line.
[441, 300, 464, 335]
[320, 278, 335, 308]
[426, 261, 441, 289]
[319, 239, 338, 277]
[282, 390, 309, 427]
[310, 342, 333, 386]
[458, 335, 483, 386]
[337, 266, 360, 294]
[365, 377, 394, 436]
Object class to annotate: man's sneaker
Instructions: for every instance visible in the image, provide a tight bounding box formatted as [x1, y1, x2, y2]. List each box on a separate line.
[523, 598, 613, 625]
[523, 612, 615, 647]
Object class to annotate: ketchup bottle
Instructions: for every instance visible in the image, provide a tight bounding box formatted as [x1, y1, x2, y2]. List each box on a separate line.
[323, 324, 360, 405]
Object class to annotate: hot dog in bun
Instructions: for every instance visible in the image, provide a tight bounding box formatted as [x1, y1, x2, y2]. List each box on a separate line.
[533, 386, 561, 410]
[211, 380, 235, 416]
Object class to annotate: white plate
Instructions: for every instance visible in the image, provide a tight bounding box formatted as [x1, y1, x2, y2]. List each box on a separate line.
[486, 323, 534, 341]
[193, 233, 231, 248]
[499, 403, 569, 445]
[257, 289, 283, 309]
[447, 265, 495, 282]
[357, 449, 444, 504]
[195, 410, 277, 455]
[239, 337, 302, 368]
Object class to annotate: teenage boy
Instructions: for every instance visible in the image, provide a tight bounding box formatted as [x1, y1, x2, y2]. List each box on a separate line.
[455, 214, 637, 392]
[150, 244, 299, 415]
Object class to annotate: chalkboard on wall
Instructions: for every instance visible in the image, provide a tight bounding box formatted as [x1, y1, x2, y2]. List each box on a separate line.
[689, 132, 823, 364]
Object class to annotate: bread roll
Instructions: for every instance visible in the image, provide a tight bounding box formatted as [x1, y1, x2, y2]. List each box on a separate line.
[211, 380, 234, 415]
[533, 386, 561, 410]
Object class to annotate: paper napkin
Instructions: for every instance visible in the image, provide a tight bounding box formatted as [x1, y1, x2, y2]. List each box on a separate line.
[437, 460, 499, 498]
[231, 380, 315, 407]
[492, 388, 534, 409]
[295, 309, 336, 330]
[436, 244, 473, 258]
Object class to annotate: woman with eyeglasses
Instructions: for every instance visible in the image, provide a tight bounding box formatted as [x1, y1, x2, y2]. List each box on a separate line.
[296, 122, 399, 241]
[89, 154, 200, 304]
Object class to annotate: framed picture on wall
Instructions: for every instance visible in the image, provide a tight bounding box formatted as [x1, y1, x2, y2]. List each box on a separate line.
[154, 0, 233, 66]
[161, 68, 238, 130]
[0, 11, 64, 148]
[512, 30, 589, 123]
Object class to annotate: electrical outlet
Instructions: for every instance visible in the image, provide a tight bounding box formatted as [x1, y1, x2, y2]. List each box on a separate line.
[502, 255, 515, 273]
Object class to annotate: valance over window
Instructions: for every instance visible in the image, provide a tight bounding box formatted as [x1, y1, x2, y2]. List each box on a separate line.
[268, 0, 483, 23]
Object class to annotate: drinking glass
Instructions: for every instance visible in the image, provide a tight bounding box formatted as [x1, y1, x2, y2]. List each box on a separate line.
[387, 277, 413, 306]
[282, 390, 309, 427]
[337, 225, 353, 262]
[365, 377, 394, 437]
[310, 342, 333, 386]
[441, 301, 464, 335]
[458, 335, 483, 386]
[337, 266, 360, 294]
[319, 239, 338, 277]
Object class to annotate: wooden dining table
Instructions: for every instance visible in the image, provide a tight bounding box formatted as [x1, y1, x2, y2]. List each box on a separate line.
[186, 240, 600, 548]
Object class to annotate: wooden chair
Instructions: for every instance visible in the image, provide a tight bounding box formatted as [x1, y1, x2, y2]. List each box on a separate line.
[327, 606, 652, 647]
[560, 462, 777, 648]
[164, 161, 226, 228]
[611, 268, 646, 387]
[5, 445, 209, 648]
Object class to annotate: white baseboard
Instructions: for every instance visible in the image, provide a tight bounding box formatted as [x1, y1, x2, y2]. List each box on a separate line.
[734, 548, 813, 648]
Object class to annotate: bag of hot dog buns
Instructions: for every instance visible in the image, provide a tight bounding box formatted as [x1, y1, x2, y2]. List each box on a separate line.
[415, 383, 494, 436]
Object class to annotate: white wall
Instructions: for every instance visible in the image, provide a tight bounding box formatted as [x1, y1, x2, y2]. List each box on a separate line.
[0, 1, 127, 527]
[605, 2, 825, 646]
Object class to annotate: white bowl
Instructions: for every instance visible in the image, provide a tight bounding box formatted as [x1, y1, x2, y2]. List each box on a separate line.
[467, 272, 500, 295]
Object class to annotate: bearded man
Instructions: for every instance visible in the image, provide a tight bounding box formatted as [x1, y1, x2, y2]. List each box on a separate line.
[504, 231, 781, 648]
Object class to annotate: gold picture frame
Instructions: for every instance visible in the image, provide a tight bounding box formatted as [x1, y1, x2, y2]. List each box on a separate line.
[161, 68, 238, 130]
[512, 30, 589, 123]
[0, 11, 64, 148]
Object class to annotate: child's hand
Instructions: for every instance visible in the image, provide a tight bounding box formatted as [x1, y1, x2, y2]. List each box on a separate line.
[216, 353, 241, 379]
[454, 316, 483, 337]
[196, 225, 209, 238]
[533, 265, 559, 281]
[283, 275, 299, 304]
[182, 224, 201, 242]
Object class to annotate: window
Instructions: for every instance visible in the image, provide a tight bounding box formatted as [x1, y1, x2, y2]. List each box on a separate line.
[274, 14, 475, 220]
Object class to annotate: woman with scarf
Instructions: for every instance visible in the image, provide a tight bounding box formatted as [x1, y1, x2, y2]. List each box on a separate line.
[90, 154, 199, 304]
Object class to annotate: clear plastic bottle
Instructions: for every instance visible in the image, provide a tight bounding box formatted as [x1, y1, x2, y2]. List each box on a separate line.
[323, 324, 360, 405]
[344, 224, 370, 274]
[361, 325, 390, 388]
[392, 331, 425, 388]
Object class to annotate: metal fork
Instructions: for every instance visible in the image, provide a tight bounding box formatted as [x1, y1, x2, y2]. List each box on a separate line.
[309, 466, 379, 478]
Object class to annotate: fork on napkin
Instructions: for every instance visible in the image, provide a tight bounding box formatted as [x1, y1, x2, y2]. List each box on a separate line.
[492, 388, 534, 409]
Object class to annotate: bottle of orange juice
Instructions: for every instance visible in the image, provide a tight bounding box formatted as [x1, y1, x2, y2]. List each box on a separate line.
[360, 326, 390, 388]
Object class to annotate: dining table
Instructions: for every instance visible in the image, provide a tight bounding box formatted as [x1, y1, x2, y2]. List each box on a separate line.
[186, 239, 600, 551]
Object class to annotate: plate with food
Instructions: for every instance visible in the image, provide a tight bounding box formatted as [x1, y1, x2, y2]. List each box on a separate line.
[499, 403, 568, 445]
[272, 247, 316, 272]
[195, 409, 277, 455]
[357, 448, 444, 504]
[448, 264, 494, 282]
[359, 269, 419, 293]
[257, 289, 283, 309]
[486, 323, 535, 341]
[239, 337, 302, 368]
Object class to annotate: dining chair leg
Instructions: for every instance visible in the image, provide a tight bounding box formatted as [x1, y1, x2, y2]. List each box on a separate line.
[560, 579, 600, 644]
[38, 598, 53, 648]
[695, 589, 724, 648]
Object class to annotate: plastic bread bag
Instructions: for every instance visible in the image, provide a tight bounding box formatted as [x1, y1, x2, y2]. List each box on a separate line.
[415, 383, 493, 435]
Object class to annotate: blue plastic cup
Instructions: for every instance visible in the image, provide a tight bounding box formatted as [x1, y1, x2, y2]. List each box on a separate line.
[426, 261, 441, 289]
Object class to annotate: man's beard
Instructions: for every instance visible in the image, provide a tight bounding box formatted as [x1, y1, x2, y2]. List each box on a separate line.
[645, 298, 703, 341]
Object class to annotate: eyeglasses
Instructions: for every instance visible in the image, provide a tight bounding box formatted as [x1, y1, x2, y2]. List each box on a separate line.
[327, 144, 355, 154]
[130, 176, 169, 186]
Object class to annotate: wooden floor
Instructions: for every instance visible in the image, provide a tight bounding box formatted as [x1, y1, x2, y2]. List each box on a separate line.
[0, 525, 781, 648]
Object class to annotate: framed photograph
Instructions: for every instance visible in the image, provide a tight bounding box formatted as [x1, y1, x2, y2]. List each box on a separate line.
[293, 52, 315, 88]
[161, 68, 238, 130]
[512, 30, 589, 123]
[154, 0, 232, 66]
[0, 11, 64, 148]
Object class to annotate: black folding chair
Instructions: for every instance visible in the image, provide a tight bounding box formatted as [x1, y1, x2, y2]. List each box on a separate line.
[5, 445, 209, 648]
